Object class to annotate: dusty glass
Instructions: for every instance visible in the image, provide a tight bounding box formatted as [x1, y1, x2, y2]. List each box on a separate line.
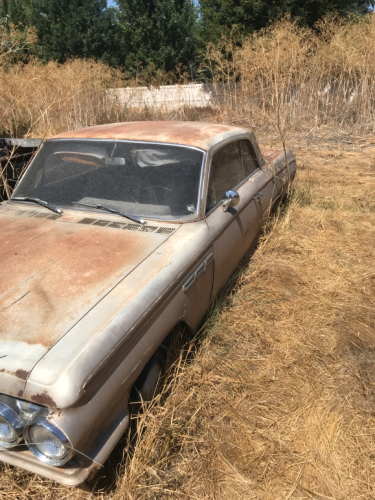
[12, 140, 205, 220]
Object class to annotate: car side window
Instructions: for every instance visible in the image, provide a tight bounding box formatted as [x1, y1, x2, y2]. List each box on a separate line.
[240, 140, 259, 177]
[206, 141, 243, 213]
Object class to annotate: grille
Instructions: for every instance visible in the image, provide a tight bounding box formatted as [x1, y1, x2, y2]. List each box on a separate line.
[77, 218, 175, 235]
[25, 210, 41, 217]
[125, 223, 142, 231]
[108, 222, 126, 229]
[5, 209, 62, 220]
[34, 212, 51, 219]
[93, 220, 111, 227]
[156, 227, 175, 235]
[78, 217, 97, 225]
[1, 208, 175, 234]
[140, 225, 158, 233]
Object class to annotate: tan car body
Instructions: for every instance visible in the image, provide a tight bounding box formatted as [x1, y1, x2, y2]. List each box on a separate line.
[0, 122, 296, 485]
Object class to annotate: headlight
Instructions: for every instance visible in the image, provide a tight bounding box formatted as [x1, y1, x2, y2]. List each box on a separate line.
[0, 402, 23, 448]
[24, 418, 74, 466]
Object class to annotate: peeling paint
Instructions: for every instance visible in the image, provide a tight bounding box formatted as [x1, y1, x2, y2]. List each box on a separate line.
[32, 392, 56, 408]
[15, 369, 29, 380]
[51, 121, 247, 151]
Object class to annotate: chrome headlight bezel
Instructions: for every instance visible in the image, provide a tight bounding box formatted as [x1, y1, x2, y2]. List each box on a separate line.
[0, 401, 24, 448]
[24, 417, 74, 466]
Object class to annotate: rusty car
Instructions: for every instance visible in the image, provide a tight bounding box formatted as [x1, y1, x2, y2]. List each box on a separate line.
[0, 121, 297, 485]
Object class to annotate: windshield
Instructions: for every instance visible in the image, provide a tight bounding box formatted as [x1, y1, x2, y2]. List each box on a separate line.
[12, 139, 205, 220]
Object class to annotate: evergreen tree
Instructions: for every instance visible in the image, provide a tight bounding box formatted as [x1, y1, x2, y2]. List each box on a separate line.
[1, 0, 122, 65]
[197, 0, 375, 47]
[116, 0, 196, 72]
[0, 0, 29, 25]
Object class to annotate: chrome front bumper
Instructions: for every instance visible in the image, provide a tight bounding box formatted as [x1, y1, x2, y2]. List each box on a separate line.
[0, 411, 129, 486]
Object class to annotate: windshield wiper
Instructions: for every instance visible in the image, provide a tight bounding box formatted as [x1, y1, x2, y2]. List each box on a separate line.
[72, 201, 145, 225]
[12, 197, 63, 215]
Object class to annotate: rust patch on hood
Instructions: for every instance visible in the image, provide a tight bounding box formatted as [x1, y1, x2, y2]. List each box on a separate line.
[51, 121, 247, 151]
[32, 392, 56, 408]
[15, 369, 29, 380]
[0, 212, 169, 353]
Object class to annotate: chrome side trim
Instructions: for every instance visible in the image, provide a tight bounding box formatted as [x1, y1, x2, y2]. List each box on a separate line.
[196, 152, 207, 217]
[182, 252, 214, 292]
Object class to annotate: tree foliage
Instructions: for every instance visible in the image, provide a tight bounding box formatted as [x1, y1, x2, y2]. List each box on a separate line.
[197, 0, 375, 47]
[0, 0, 121, 65]
[116, 0, 196, 72]
[1, 0, 374, 75]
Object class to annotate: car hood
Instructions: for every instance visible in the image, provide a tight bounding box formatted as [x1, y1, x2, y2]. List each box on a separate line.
[0, 206, 176, 398]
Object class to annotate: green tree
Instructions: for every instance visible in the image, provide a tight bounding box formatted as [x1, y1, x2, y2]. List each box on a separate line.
[0, 0, 30, 24]
[197, 0, 375, 47]
[1, 0, 122, 65]
[116, 0, 196, 72]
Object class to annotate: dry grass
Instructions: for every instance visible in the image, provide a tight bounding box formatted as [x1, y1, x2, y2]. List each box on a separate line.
[0, 59, 210, 139]
[0, 139, 374, 499]
[1, 14, 375, 140]
[205, 14, 375, 137]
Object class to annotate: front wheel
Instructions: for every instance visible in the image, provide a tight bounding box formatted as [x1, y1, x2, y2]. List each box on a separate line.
[131, 348, 166, 407]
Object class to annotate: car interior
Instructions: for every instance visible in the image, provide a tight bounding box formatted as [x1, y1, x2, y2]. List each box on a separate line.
[23, 144, 204, 218]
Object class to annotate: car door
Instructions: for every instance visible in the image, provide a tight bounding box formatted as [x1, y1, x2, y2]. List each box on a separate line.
[205, 140, 262, 299]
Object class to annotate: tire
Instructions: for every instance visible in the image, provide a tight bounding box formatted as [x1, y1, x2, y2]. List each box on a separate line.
[131, 348, 166, 406]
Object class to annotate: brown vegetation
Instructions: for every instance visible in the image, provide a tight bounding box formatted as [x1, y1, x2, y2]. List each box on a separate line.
[205, 14, 375, 137]
[2, 14, 375, 199]
[1, 14, 375, 140]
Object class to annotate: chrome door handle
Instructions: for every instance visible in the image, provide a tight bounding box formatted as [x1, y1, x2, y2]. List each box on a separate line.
[253, 192, 263, 201]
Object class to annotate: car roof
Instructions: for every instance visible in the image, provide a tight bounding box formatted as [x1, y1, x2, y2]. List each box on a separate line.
[50, 121, 249, 151]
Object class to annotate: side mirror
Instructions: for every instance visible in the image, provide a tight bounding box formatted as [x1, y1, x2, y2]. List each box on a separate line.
[222, 190, 240, 212]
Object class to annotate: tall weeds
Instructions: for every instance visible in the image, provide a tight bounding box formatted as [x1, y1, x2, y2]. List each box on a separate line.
[205, 14, 375, 136]
[1, 14, 375, 199]
[0, 14, 374, 140]
[0, 59, 126, 137]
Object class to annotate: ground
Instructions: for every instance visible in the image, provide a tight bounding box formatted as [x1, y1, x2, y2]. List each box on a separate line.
[1, 138, 375, 499]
